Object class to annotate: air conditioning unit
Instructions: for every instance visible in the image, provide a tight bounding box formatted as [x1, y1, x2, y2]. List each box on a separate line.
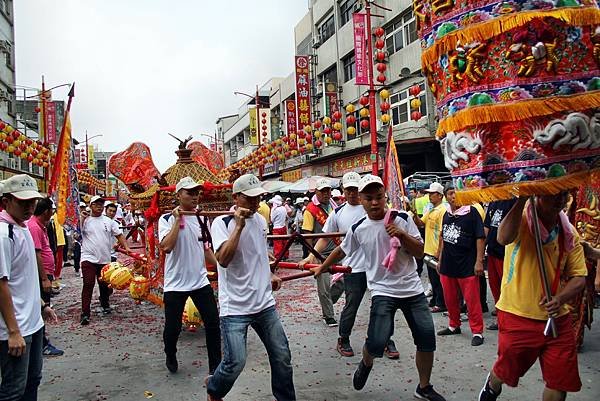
[312, 35, 322, 49]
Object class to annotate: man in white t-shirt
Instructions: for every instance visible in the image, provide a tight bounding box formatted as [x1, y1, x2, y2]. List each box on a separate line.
[207, 174, 295, 401]
[158, 177, 221, 375]
[313, 175, 446, 401]
[270, 195, 289, 260]
[300, 172, 399, 359]
[80, 195, 130, 325]
[0, 174, 58, 400]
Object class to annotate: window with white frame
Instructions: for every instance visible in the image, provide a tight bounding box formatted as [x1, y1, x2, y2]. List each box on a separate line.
[342, 52, 355, 82]
[385, 10, 417, 55]
[339, 0, 358, 27]
[317, 14, 335, 43]
[390, 83, 427, 126]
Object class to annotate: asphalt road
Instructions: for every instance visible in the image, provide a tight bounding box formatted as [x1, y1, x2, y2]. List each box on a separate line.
[39, 248, 600, 401]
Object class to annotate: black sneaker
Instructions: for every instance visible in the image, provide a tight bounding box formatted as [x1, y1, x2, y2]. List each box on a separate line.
[479, 373, 501, 401]
[471, 335, 484, 346]
[437, 327, 461, 336]
[166, 354, 178, 373]
[415, 383, 446, 401]
[80, 315, 90, 325]
[336, 337, 354, 357]
[384, 340, 399, 359]
[486, 321, 498, 331]
[323, 317, 338, 327]
[352, 360, 372, 390]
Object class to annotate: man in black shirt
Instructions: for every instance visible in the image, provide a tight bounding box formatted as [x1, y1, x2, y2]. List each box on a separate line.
[483, 199, 517, 330]
[437, 183, 486, 346]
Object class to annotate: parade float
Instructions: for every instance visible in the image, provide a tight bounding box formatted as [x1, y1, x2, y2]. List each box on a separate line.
[413, 0, 600, 337]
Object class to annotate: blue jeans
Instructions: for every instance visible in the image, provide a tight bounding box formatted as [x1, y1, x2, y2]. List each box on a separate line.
[366, 294, 436, 357]
[207, 306, 296, 400]
[338, 272, 368, 339]
[0, 328, 43, 401]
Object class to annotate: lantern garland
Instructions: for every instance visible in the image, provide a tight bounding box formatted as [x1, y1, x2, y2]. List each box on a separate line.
[0, 120, 54, 168]
[76, 170, 105, 190]
[409, 85, 423, 121]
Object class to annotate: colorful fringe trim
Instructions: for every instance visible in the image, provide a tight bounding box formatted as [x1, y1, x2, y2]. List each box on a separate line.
[436, 91, 600, 138]
[422, 7, 600, 68]
[454, 168, 598, 205]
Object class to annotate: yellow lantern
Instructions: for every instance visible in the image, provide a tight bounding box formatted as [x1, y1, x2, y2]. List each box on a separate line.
[314, 131, 322, 138]
[381, 114, 391, 124]
[306, 143, 314, 151]
[4, 125, 13, 134]
[289, 133, 297, 140]
[359, 108, 369, 118]
[291, 149, 298, 156]
[183, 297, 203, 327]
[325, 136, 333, 144]
[410, 98, 422, 110]
[304, 125, 312, 133]
[333, 122, 342, 131]
[110, 266, 133, 290]
[380, 89, 390, 100]
[298, 138, 306, 146]
[129, 275, 150, 301]
[347, 126, 356, 135]
[6, 145, 14, 153]
[275, 138, 283, 145]
[345, 104, 356, 114]
[323, 116, 331, 125]
[101, 262, 122, 283]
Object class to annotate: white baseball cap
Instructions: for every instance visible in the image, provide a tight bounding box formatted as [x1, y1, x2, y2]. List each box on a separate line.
[79, 201, 87, 208]
[232, 174, 265, 197]
[176, 176, 201, 193]
[1, 174, 42, 200]
[315, 178, 332, 191]
[295, 198, 304, 205]
[358, 174, 384, 192]
[331, 189, 342, 198]
[424, 182, 444, 194]
[89, 195, 105, 205]
[342, 172, 361, 188]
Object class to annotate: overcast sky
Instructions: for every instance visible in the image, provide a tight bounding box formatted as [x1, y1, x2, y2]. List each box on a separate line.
[15, 1, 308, 171]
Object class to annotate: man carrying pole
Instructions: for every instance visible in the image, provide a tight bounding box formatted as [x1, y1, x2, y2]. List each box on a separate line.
[479, 192, 587, 401]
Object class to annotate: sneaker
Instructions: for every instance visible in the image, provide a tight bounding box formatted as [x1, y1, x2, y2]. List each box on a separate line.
[102, 307, 112, 315]
[437, 327, 461, 336]
[415, 383, 446, 401]
[204, 376, 223, 401]
[166, 354, 178, 373]
[486, 322, 498, 331]
[80, 315, 90, 326]
[352, 360, 372, 390]
[42, 343, 64, 356]
[323, 317, 338, 327]
[336, 337, 354, 357]
[479, 373, 501, 401]
[471, 335, 484, 346]
[384, 340, 400, 359]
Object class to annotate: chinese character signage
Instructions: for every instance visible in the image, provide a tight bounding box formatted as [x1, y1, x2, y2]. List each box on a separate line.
[294, 55, 311, 132]
[331, 151, 384, 176]
[353, 13, 368, 85]
[249, 107, 258, 145]
[45, 101, 57, 144]
[282, 168, 302, 182]
[323, 82, 339, 117]
[87, 144, 96, 170]
[285, 100, 297, 149]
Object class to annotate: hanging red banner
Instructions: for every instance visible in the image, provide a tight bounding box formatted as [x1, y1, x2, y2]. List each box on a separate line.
[294, 55, 311, 132]
[45, 101, 57, 144]
[285, 100, 297, 149]
[353, 13, 368, 85]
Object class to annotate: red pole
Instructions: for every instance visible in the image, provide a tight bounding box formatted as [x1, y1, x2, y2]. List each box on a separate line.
[365, 1, 379, 176]
[256, 84, 264, 179]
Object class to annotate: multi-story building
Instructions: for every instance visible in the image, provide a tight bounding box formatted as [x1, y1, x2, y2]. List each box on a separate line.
[218, 0, 446, 182]
[0, 0, 14, 127]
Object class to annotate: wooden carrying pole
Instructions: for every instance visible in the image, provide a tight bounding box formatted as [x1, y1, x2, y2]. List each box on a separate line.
[530, 195, 558, 338]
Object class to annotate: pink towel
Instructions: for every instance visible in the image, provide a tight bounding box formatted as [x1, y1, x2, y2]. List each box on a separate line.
[311, 194, 338, 209]
[382, 209, 401, 271]
[525, 201, 575, 253]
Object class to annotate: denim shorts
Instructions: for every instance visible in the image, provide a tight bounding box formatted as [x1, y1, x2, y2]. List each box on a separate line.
[366, 293, 436, 356]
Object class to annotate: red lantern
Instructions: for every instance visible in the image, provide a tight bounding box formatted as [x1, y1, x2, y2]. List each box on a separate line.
[409, 85, 422, 97]
[411, 111, 423, 120]
[374, 27, 385, 37]
[377, 73, 386, 83]
[376, 63, 387, 73]
[359, 96, 369, 106]
[19, 143, 27, 151]
[34, 107, 41, 113]
[314, 120, 322, 129]
[380, 102, 391, 112]
[360, 119, 370, 129]
[375, 39, 385, 49]
[332, 111, 342, 121]
[262, 131, 268, 137]
[333, 132, 342, 141]
[376, 51, 386, 62]
[346, 115, 356, 125]
[261, 112, 267, 118]
[261, 119, 266, 124]
[6, 136, 13, 144]
[285, 151, 291, 158]
[0, 122, 4, 130]
[13, 148, 21, 156]
[323, 127, 332, 135]
[12, 131, 21, 140]
[314, 140, 323, 148]
[25, 138, 33, 146]
[27, 155, 34, 162]
[299, 146, 306, 153]
[0, 142, 7, 150]
[305, 135, 312, 144]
